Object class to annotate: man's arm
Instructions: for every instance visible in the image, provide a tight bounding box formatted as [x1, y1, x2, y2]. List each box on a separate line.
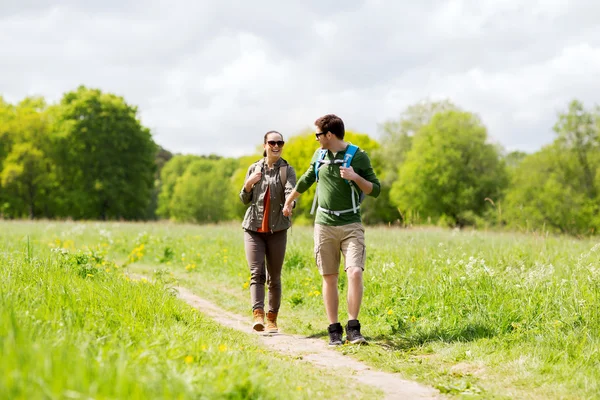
[339, 168, 373, 194]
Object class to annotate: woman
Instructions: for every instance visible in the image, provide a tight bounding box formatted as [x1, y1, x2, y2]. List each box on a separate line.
[239, 131, 296, 333]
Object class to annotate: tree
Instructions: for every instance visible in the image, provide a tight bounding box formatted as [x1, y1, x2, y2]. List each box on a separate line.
[1, 143, 48, 218]
[374, 99, 461, 224]
[391, 110, 508, 227]
[376, 99, 459, 184]
[146, 145, 174, 219]
[229, 154, 263, 221]
[503, 100, 600, 235]
[52, 86, 157, 220]
[0, 97, 55, 218]
[156, 154, 204, 219]
[169, 157, 237, 223]
[503, 145, 597, 235]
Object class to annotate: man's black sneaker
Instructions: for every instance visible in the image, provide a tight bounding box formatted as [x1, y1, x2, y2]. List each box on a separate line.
[328, 323, 343, 346]
[345, 319, 367, 344]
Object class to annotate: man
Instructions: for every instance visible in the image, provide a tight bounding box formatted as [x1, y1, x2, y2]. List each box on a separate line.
[282, 114, 380, 345]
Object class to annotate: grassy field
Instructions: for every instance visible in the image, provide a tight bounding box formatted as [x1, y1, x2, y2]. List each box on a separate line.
[0, 221, 381, 400]
[2, 220, 600, 399]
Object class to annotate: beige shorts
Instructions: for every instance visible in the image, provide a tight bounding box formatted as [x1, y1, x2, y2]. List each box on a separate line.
[314, 222, 366, 275]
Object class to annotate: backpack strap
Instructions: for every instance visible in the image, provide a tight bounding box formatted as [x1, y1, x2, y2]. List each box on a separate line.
[310, 149, 328, 215]
[313, 149, 328, 182]
[342, 144, 359, 184]
[279, 164, 287, 189]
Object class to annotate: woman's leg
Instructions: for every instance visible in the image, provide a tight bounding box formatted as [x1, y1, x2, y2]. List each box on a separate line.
[244, 230, 267, 310]
[264, 229, 287, 313]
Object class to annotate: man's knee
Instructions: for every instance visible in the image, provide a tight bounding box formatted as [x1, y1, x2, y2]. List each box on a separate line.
[322, 273, 338, 284]
[346, 266, 363, 280]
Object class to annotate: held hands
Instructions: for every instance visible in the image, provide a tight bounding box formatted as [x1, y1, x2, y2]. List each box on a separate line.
[339, 166, 358, 181]
[282, 202, 293, 217]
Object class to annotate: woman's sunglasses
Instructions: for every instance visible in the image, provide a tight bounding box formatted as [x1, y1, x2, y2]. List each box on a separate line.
[267, 140, 285, 147]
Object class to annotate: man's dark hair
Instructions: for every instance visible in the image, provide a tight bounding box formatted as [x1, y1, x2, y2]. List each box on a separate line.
[314, 114, 344, 140]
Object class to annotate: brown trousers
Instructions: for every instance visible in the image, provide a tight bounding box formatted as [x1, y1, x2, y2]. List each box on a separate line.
[244, 229, 287, 312]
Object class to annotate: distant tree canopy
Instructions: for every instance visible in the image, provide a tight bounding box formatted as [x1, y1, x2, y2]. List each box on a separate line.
[2, 88, 599, 236]
[503, 100, 600, 235]
[157, 155, 238, 223]
[390, 110, 508, 227]
[0, 86, 157, 220]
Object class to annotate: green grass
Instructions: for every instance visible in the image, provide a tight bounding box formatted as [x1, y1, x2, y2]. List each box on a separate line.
[0, 222, 380, 399]
[3, 220, 600, 398]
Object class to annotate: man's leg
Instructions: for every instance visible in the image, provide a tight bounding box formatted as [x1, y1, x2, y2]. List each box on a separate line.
[341, 223, 367, 344]
[346, 267, 363, 320]
[314, 223, 343, 345]
[322, 273, 339, 324]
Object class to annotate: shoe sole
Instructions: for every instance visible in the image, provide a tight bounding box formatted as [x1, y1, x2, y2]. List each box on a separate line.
[253, 323, 264, 332]
[347, 338, 367, 345]
[328, 342, 343, 346]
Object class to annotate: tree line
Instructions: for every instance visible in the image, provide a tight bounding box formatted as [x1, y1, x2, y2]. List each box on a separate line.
[1, 86, 599, 236]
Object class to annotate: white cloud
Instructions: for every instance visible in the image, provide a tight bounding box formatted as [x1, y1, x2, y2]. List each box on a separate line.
[1, 0, 599, 157]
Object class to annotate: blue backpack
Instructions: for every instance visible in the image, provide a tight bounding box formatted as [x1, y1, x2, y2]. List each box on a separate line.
[310, 144, 363, 216]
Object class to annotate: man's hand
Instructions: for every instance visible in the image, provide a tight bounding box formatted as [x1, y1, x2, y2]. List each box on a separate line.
[282, 202, 293, 217]
[339, 166, 359, 181]
[283, 189, 301, 217]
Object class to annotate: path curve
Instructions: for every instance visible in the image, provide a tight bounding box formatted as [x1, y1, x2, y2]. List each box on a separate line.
[176, 286, 442, 400]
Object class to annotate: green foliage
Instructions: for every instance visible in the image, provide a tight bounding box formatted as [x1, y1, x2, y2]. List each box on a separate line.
[0, 97, 55, 218]
[169, 157, 238, 223]
[376, 99, 459, 185]
[373, 100, 461, 225]
[51, 86, 157, 220]
[229, 154, 263, 221]
[156, 154, 203, 219]
[1, 143, 48, 218]
[504, 100, 600, 235]
[391, 110, 508, 227]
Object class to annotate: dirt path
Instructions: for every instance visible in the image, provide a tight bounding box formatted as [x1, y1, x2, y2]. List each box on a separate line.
[176, 285, 442, 400]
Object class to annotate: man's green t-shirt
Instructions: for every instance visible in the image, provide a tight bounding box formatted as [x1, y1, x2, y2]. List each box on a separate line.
[295, 144, 380, 226]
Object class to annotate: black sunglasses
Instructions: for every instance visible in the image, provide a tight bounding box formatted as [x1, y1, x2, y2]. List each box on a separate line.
[267, 140, 285, 147]
[315, 131, 327, 139]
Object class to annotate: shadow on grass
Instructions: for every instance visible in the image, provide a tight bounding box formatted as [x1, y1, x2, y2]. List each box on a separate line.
[371, 323, 497, 351]
[306, 331, 328, 339]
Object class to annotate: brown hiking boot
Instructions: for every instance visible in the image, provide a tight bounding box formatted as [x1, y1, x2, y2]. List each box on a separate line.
[252, 308, 265, 332]
[266, 311, 278, 333]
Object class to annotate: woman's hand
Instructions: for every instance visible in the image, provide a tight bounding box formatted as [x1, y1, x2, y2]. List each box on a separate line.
[244, 170, 262, 192]
[282, 203, 293, 217]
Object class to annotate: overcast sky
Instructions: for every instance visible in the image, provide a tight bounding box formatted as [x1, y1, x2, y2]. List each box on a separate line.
[1, 0, 599, 157]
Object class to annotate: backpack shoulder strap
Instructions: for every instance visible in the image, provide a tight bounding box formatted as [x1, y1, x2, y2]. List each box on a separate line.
[343, 144, 359, 167]
[250, 159, 263, 176]
[314, 149, 328, 181]
[279, 164, 287, 188]
[342, 144, 359, 184]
